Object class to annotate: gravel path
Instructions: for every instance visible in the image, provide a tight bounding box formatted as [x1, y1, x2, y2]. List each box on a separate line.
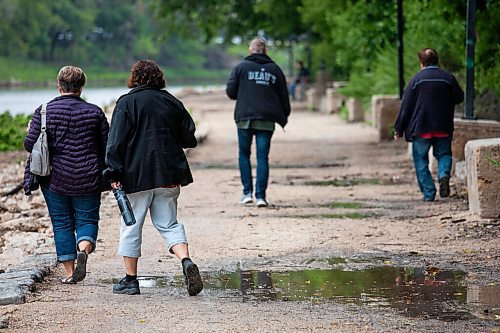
[0, 91, 498, 332]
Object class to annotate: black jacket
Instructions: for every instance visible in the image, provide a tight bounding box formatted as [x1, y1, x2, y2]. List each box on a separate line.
[103, 85, 197, 193]
[226, 53, 291, 127]
[394, 66, 464, 141]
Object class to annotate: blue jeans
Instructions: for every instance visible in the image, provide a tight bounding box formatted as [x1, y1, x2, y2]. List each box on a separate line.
[41, 187, 100, 262]
[289, 81, 297, 100]
[238, 128, 273, 200]
[412, 137, 452, 200]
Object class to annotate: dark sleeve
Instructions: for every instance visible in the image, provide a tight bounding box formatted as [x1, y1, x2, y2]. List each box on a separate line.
[451, 75, 464, 105]
[179, 105, 197, 148]
[24, 105, 42, 152]
[226, 66, 239, 100]
[103, 105, 130, 182]
[277, 68, 291, 121]
[394, 79, 416, 136]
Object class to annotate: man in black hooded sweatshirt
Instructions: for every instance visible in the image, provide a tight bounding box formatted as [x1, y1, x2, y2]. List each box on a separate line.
[226, 37, 291, 207]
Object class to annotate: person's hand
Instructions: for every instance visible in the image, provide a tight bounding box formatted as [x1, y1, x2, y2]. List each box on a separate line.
[111, 181, 121, 189]
[393, 132, 400, 141]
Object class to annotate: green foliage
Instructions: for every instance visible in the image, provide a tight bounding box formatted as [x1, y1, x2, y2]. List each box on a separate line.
[338, 105, 348, 121]
[476, 0, 500, 94]
[154, 0, 305, 42]
[301, 0, 498, 118]
[0, 112, 30, 151]
[0, 0, 234, 84]
[0, 0, 497, 113]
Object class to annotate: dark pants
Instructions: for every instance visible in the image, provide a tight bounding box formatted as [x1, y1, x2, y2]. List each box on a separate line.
[237, 128, 273, 200]
[41, 187, 100, 262]
[412, 137, 452, 200]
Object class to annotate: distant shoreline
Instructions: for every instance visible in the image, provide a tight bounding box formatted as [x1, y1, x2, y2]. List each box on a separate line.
[0, 76, 228, 89]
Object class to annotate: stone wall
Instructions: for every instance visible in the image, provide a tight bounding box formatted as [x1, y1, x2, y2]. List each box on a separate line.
[453, 119, 500, 161]
[465, 138, 500, 218]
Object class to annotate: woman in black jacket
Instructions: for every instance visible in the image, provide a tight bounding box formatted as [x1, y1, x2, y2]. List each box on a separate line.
[104, 60, 203, 296]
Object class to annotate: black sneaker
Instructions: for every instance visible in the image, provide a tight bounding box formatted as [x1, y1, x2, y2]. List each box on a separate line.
[112, 277, 140, 295]
[72, 251, 87, 282]
[182, 259, 203, 296]
[439, 176, 450, 198]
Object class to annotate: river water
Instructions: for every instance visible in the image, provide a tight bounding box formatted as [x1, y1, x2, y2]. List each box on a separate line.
[0, 85, 220, 115]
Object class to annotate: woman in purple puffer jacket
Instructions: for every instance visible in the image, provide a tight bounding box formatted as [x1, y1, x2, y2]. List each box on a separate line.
[23, 66, 110, 284]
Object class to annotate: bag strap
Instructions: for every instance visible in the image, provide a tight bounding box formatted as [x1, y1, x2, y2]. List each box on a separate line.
[40, 103, 47, 132]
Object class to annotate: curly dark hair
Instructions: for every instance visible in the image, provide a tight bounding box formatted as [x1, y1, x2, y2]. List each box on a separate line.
[127, 60, 166, 89]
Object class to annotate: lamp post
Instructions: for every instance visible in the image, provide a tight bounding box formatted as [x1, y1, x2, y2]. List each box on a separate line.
[464, 0, 476, 119]
[397, 0, 404, 100]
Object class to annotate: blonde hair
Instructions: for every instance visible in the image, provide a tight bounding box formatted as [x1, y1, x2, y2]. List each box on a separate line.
[57, 66, 86, 93]
[249, 37, 267, 54]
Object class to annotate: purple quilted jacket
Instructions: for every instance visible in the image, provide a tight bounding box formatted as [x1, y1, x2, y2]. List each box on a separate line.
[23, 94, 110, 195]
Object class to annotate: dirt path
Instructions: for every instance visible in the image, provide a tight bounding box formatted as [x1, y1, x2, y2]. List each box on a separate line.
[1, 91, 498, 332]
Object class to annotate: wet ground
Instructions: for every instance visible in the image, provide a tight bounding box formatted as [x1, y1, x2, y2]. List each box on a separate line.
[101, 258, 499, 323]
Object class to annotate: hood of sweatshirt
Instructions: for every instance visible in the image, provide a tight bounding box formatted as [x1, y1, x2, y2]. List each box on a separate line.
[245, 53, 274, 64]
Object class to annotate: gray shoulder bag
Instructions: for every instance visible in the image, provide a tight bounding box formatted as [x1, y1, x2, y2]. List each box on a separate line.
[30, 103, 51, 176]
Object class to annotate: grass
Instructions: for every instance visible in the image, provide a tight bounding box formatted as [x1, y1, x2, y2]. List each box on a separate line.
[320, 202, 364, 209]
[339, 105, 349, 121]
[0, 57, 58, 83]
[296, 213, 368, 219]
[0, 56, 229, 87]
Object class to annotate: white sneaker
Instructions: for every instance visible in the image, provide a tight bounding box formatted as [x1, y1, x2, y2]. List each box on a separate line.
[256, 198, 268, 207]
[239, 193, 253, 205]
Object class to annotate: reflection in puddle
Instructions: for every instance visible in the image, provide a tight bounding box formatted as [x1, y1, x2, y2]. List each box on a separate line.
[101, 263, 499, 322]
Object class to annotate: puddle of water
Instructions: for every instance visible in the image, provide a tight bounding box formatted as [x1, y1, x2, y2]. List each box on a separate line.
[100, 264, 499, 322]
[305, 178, 391, 186]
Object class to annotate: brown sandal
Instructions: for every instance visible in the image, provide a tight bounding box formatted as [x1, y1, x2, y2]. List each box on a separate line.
[60, 276, 76, 284]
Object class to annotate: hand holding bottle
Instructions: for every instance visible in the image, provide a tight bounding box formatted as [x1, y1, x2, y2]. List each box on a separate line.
[112, 183, 136, 226]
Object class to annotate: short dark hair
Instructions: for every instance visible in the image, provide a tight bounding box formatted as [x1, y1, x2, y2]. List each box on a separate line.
[127, 60, 166, 89]
[57, 66, 86, 93]
[418, 48, 439, 67]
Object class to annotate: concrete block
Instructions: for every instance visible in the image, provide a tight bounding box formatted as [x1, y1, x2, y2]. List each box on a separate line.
[314, 70, 331, 96]
[453, 119, 500, 161]
[306, 88, 320, 111]
[372, 95, 400, 141]
[320, 88, 344, 114]
[0, 281, 25, 305]
[347, 97, 363, 122]
[465, 138, 500, 218]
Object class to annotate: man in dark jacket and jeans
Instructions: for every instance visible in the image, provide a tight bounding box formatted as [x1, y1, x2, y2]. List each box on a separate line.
[226, 37, 291, 207]
[394, 48, 464, 201]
